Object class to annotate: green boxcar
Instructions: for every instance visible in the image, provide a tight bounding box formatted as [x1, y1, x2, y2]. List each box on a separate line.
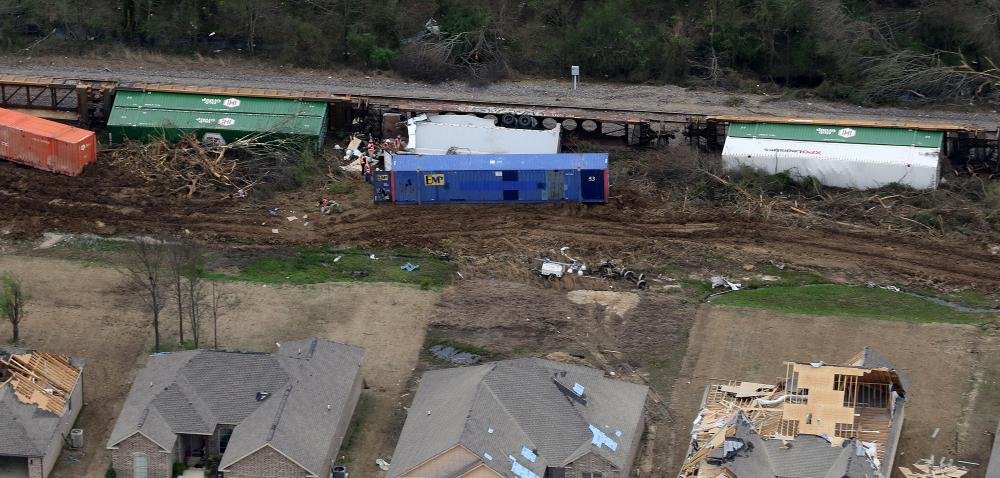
[106, 108, 327, 147]
[727, 122, 943, 147]
[113, 90, 328, 117]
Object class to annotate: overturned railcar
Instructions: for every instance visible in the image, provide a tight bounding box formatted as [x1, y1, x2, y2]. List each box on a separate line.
[375, 153, 609, 204]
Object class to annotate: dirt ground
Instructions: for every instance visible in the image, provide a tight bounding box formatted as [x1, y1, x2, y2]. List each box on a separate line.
[2, 54, 999, 128]
[0, 254, 439, 478]
[669, 306, 1000, 478]
[2, 158, 997, 294]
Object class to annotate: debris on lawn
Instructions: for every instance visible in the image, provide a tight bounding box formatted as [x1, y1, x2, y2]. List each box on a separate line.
[400, 262, 420, 272]
[867, 282, 901, 292]
[710, 276, 742, 291]
[898, 456, 970, 477]
[534, 258, 586, 278]
[429, 344, 482, 365]
[376, 458, 391, 471]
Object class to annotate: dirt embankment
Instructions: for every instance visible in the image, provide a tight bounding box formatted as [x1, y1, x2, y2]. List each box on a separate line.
[2, 158, 998, 292]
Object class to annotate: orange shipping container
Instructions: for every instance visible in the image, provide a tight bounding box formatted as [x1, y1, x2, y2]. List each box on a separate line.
[0, 108, 97, 176]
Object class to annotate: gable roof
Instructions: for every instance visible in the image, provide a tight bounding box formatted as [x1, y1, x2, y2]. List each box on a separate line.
[0, 347, 84, 458]
[108, 339, 364, 477]
[388, 358, 648, 478]
[716, 416, 882, 478]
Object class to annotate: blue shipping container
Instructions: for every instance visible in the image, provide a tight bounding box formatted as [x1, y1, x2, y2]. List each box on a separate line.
[375, 153, 609, 204]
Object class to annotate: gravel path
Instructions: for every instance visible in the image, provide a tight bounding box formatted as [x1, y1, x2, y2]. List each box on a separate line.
[3, 54, 1000, 128]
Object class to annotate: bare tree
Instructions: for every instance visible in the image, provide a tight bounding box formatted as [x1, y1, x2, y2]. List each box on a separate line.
[120, 239, 168, 352]
[182, 243, 206, 348]
[0, 272, 26, 343]
[167, 242, 189, 345]
[208, 282, 233, 350]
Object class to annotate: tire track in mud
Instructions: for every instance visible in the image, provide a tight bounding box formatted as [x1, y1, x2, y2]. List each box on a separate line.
[3, 162, 997, 288]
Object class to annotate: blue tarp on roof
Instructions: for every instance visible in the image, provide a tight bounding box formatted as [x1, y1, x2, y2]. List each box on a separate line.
[391, 153, 608, 172]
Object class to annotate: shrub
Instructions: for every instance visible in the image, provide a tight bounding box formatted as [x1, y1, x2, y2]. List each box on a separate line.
[172, 463, 185, 477]
[106, 469, 117, 478]
[369, 47, 396, 69]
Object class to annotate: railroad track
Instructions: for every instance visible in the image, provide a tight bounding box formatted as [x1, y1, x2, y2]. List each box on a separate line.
[1, 73, 998, 148]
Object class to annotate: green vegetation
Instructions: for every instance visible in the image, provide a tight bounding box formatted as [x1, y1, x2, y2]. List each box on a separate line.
[3, 1, 998, 103]
[906, 287, 998, 309]
[172, 463, 185, 477]
[53, 235, 129, 253]
[206, 248, 455, 289]
[338, 392, 374, 463]
[714, 284, 998, 324]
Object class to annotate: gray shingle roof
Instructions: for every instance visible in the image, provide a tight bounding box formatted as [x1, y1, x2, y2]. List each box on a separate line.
[108, 339, 364, 477]
[388, 358, 648, 478]
[717, 414, 881, 478]
[858, 346, 909, 392]
[0, 347, 83, 458]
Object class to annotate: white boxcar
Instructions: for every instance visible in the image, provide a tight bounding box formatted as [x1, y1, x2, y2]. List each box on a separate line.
[406, 114, 561, 155]
[721, 122, 943, 190]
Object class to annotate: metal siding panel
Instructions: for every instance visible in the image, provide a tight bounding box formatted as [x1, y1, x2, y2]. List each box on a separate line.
[0, 107, 96, 176]
[728, 122, 943, 147]
[389, 168, 604, 203]
[391, 153, 609, 172]
[721, 137, 940, 189]
[409, 121, 561, 154]
[113, 91, 327, 116]
[106, 107, 324, 145]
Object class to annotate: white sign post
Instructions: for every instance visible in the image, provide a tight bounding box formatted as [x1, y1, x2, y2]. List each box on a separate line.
[571, 65, 580, 90]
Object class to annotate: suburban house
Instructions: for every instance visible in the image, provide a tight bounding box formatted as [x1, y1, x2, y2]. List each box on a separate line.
[106, 338, 365, 478]
[388, 357, 649, 478]
[0, 347, 85, 478]
[680, 347, 908, 478]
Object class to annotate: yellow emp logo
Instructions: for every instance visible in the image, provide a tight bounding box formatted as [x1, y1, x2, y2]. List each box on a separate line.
[424, 174, 445, 186]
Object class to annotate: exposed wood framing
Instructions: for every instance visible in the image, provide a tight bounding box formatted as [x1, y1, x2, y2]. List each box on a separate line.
[0, 351, 80, 416]
[679, 357, 905, 477]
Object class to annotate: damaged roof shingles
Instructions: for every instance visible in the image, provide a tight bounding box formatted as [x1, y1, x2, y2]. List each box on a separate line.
[107, 339, 364, 477]
[388, 358, 648, 478]
[0, 346, 83, 458]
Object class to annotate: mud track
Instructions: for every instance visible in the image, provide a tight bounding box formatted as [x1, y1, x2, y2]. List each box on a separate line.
[2, 161, 996, 288]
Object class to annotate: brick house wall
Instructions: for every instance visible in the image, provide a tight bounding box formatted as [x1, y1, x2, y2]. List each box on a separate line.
[222, 445, 309, 478]
[565, 452, 622, 478]
[27, 457, 43, 478]
[111, 433, 174, 478]
[41, 371, 85, 478]
[325, 370, 364, 468]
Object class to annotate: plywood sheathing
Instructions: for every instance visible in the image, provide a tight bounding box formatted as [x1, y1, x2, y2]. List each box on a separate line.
[680, 360, 902, 477]
[780, 363, 865, 446]
[1, 352, 80, 416]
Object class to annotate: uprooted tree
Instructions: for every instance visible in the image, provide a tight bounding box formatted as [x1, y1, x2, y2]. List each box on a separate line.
[109, 134, 304, 198]
[0, 272, 26, 343]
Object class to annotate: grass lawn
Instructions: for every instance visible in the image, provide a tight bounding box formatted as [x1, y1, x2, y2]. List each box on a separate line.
[713, 284, 998, 324]
[206, 247, 456, 289]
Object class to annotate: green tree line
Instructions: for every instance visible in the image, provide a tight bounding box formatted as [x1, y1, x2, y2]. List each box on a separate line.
[1, 0, 998, 102]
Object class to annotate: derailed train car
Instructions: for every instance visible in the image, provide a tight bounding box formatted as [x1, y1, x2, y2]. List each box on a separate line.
[374, 153, 609, 205]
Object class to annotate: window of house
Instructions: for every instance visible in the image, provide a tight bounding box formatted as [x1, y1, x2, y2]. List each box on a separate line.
[133, 452, 148, 478]
[582, 473, 603, 478]
[219, 428, 233, 454]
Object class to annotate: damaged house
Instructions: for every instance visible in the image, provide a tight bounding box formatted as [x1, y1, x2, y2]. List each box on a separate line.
[106, 339, 364, 478]
[680, 347, 907, 478]
[388, 358, 649, 478]
[0, 347, 85, 478]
